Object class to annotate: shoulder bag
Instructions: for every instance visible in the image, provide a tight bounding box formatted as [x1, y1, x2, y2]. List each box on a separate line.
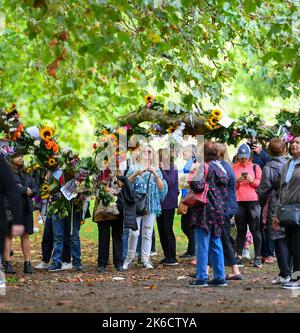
[135, 173, 152, 217]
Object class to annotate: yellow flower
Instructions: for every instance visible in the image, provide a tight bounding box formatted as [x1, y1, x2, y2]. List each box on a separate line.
[27, 168, 33, 174]
[144, 95, 155, 103]
[41, 194, 50, 199]
[40, 126, 55, 141]
[208, 116, 219, 126]
[204, 122, 214, 130]
[48, 157, 57, 167]
[211, 108, 222, 119]
[41, 184, 50, 192]
[33, 164, 41, 170]
[6, 103, 17, 114]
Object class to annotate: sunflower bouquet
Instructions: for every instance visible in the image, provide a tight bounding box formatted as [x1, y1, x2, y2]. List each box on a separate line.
[204, 108, 223, 131]
[35, 125, 60, 169]
[0, 104, 25, 141]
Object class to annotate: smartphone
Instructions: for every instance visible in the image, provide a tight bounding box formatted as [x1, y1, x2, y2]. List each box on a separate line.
[241, 172, 248, 178]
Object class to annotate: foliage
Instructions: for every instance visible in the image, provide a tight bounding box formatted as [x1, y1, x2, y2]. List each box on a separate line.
[0, 0, 299, 130]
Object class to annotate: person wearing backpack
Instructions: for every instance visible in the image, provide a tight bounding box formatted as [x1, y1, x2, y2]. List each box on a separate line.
[233, 143, 262, 268]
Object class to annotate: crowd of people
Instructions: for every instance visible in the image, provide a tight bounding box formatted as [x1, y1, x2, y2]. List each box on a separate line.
[0, 134, 300, 290]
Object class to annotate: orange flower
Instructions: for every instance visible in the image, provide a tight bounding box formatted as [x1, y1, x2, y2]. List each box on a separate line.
[45, 140, 55, 150]
[52, 143, 59, 153]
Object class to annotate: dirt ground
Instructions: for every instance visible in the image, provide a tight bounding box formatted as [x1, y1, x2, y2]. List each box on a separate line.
[1, 237, 300, 313]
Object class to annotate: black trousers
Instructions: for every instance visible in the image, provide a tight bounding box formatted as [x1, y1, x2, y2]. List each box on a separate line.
[97, 219, 123, 267]
[285, 226, 300, 273]
[235, 201, 262, 258]
[181, 208, 195, 255]
[274, 238, 291, 278]
[157, 208, 176, 260]
[221, 217, 237, 266]
[42, 216, 71, 263]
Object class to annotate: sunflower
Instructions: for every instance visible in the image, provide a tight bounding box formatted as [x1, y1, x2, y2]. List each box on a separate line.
[33, 164, 41, 170]
[144, 94, 155, 103]
[211, 108, 222, 119]
[41, 184, 50, 192]
[204, 122, 214, 130]
[27, 168, 33, 174]
[41, 194, 50, 199]
[208, 116, 219, 126]
[48, 157, 57, 167]
[40, 126, 55, 141]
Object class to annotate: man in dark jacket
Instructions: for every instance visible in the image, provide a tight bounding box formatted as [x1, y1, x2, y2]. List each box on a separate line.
[0, 155, 24, 269]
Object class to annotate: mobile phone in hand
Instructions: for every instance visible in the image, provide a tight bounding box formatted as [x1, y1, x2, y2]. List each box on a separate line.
[241, 172, 248, 178]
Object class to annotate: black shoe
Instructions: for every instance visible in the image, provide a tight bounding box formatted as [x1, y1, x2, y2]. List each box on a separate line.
[159, 258, 167, 264]
[137, 257, 142, 265]
[207, 279, 227, 287]
[188, 273, 197, 279]
[188, 280, 208, 288]
[4, 261, 16, 274]
[253, 257, 262, 268]
[115, 265, 124, 272]
[98, 265, 106, 273]
[10, 249, 14, 257]
[163, 259, 179, 266]
[74, 265, 83, 272]
[24, 261, 33, 274]
[179, 253, 194, 259]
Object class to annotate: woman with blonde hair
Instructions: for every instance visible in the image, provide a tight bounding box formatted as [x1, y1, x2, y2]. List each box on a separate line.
[123, 144, 168, 269]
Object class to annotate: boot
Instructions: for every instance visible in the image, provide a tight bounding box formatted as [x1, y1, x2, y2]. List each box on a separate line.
[24, 261, 33, 274]
[4, 261, 16, 274]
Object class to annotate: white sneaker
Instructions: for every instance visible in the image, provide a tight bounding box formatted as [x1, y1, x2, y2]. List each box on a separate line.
[38, 218, 44, 225]
[61, 262, 73, 270]
[123, 258, 133, 270]
[272, 276, 291, 285]
[34, 227, 39, 233]
[150, 251, 157, 256]
[143, 261, 153, 269]
[34, 261, 49, 270]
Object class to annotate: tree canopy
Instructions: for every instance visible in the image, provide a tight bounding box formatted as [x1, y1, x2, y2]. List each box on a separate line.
[0, 0, 299, 150]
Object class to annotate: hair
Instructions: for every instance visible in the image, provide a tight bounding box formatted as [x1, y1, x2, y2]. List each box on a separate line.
[268, 138, 285, 157]
[183, 144, 196, 161]
[204, 141, 218, 162]
[158, 148, 174, 167]
[217, 143, 231, 164]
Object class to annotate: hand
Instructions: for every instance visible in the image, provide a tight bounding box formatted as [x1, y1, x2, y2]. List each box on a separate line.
[146, 166, 157, 175]
[237, 175, 245, 183]
[134, 170, 143, 177]
[272, 217, 280, 230]
[27, 188, 33, 196]
[246, 175, 254, 183]
[158, 162, 163, 169]
[252, 144, 262, 154]
[11, 224, 25, 236]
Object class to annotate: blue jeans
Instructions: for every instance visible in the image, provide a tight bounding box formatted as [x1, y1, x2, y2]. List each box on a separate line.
[195, 227, 225, 281]
[122, 228, 130, 260]
[52, 211, 81, 266]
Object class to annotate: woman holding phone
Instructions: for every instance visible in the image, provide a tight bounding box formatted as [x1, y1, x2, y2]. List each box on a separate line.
[233, 143, 262, 268]
[123, 145, 168, 269]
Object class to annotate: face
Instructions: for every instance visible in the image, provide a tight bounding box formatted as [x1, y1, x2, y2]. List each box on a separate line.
[141, 147, 153, 163]
[183, 147, 192, 160]
[290, 137, 300, 158]
[12, 155, 24, 167]
[239, 157, 249, 165]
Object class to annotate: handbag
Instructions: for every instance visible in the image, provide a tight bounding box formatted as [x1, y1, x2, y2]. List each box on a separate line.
[177, 199, 188, 215]
[182, 163, 209, 208]
[135, 173, 152, 217]
[279, 204, 300, 228]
